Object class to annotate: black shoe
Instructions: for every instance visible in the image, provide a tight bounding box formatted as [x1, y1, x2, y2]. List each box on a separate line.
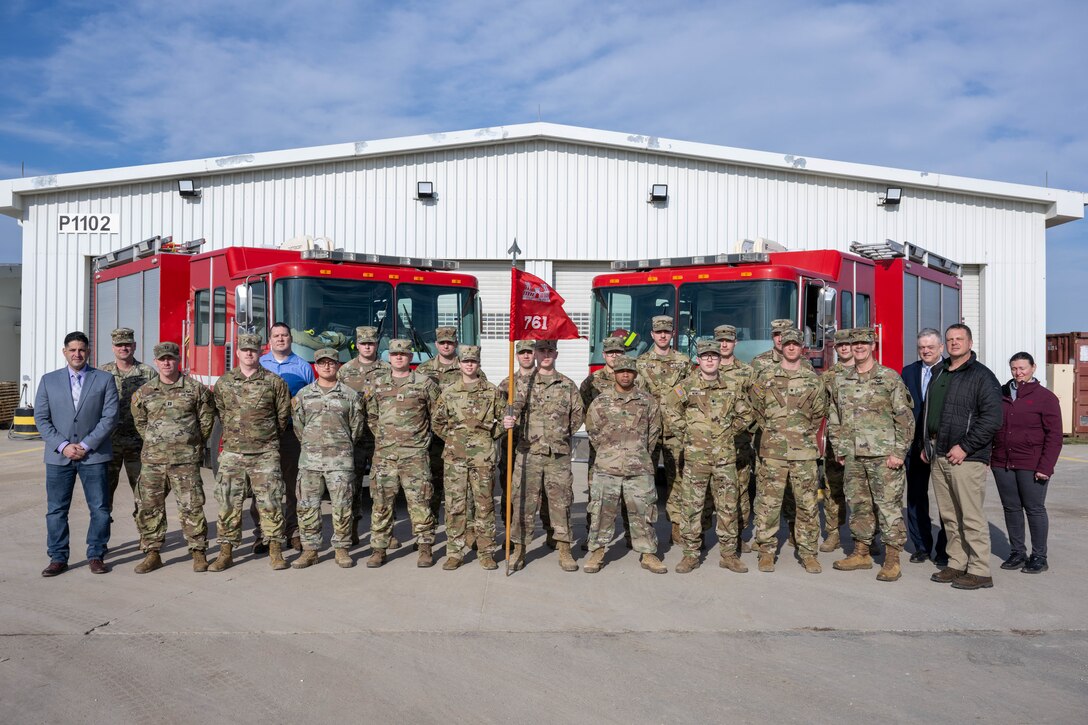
[934, 556, 949, 567]
[1021, 555, 1048, 574]
[909, 551, 928, 564]
[1001, 552, 1028, 570]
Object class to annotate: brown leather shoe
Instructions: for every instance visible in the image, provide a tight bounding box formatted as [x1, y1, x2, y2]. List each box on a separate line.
[950, 572, 994, 590]
[931, 567, 966, 584]
[41, 561, 68, 577]
[88, 558, 109, 574]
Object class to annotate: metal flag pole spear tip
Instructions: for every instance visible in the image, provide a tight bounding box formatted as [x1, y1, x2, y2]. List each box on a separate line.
[505, 238, 521, 576]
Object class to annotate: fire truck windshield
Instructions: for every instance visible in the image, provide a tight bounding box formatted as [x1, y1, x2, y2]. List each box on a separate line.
[274, 278, 479, 364]
[678, 279, 797, 362]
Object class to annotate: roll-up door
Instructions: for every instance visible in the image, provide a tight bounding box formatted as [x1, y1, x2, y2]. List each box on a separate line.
[553, 262, 613, 385]
[961, 264, 983, 361]
[460, 261, 520, 383]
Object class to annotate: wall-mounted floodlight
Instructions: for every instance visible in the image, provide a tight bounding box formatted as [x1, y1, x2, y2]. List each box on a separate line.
[879, 187, 902, 206]
[649, 184, 668, 202]
[177, 179, 201, 198]
[417, 181, 435, 199]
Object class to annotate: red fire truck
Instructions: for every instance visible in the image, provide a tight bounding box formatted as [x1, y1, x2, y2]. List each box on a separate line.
[590, 239, 961, 373]
[91, 236, 481, 381]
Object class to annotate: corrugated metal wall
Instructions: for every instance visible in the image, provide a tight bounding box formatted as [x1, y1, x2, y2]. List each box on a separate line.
[20, 138, 1049, 384]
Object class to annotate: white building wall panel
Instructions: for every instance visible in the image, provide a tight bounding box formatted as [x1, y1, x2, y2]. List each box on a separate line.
[19, 138, 1050, 385]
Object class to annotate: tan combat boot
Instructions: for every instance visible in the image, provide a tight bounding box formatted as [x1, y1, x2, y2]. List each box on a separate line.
[465, 528, 477, 551]
[557, 542, 579, 572]
[876, 546, 902, 582]
[640, 553, 667, 574]
[800, 555, 822, 574]
[671, 522, 682, 545]
[740, 539, 753, 553]
[582, 548, 607, 573]
[833, 541, 874, 571]
[675, 554, 701, 574]
[367, 548, 386, 568]
[758, 552, 776, 572]
[290, 534, 302, 552]
[192, 550, 209, 573]
[388, 535, 401, 550]
[508, 544, 526, 571]
[291, 550, 318, 569]
[442, 555, 463, 571]
[134, 550, 162, 574]
[719, 553, 749, 573]
[479, 550, 498, 570]
[819, 529, 841, 553]
[417, 543, 434, 568]
[335, 548, 354, 568]
[268, 541, 288, 570]
[208, 543, 233, 572]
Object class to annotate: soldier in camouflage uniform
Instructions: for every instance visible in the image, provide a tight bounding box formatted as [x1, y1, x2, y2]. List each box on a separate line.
[337, 325, 395, 547]
[291, 348, 366, 570]
[579, 335, 629, 548]
[583, 357, 666, 574]
[432, 345, 505, 571]
[751, 319, 814, 374]
[365, 338, 441, 568]
[209, 333, 292, 571]
[829, 328, 915, 581]
[819, 328, 855, 553]
[502, 339, 585, 572]
[498, 340, 539, 537]
[130, 342, 217, 573]
[665, 341, 753, 573]
[716, 324, 756, 552]
[749, 328, 828, 573]
[636, 315, 692, 542]
[101, 327, 157, 519]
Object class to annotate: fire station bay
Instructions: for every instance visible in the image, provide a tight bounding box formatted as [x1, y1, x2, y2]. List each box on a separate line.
[1, 122, 1085, 389]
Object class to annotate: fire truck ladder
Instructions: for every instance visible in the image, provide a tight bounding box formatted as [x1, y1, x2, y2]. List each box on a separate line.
[92, 236, 206, 272]
[301, 248, 459, 271]
[850, 239, 962, 276]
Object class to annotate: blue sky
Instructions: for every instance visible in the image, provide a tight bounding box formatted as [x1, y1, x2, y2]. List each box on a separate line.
[2, 0, 1086, 330]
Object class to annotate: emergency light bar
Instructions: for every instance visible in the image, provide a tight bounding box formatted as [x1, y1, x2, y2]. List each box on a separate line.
[610, 252, 770, 271]
[93, 236, 206, 271]
[302, 248, 459, 271]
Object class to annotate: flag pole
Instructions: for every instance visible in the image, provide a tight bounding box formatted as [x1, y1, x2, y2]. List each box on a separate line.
[504, 239, 521, 576]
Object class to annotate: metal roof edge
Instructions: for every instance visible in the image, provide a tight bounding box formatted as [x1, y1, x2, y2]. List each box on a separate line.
[1, 122, 1084, 224]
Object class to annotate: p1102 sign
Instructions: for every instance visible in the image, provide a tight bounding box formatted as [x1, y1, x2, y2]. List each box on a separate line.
[57, 214, 118, 233]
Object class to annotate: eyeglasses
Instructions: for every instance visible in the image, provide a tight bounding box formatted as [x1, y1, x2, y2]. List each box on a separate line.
[315, 360, 338, 367]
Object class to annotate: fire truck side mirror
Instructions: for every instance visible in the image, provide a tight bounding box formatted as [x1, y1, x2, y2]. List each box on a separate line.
[819, 287, 837, 333]
[235, 285, 253, 326]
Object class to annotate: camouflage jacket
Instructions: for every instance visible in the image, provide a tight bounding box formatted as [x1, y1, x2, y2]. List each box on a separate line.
[720, 357, 755, 447]
[510, 371, 585, 456]
[579, 367, 615, 411]
[585, 387, 661, 476]
[432, 378, 505, 466]
[365, 370, 439, 454]
[751, 348, 814, 375]
[101, 361, 157, 441]
[637, 349, 691, 439]
[821, 361, 853, 451]
[748, 363, 827, 461]
[131, 375, 216, 465]
[338, 357, 390, 447]
[213, 366, 291, 454]
[292, 381, 365, 470]
[417, 357, 487, 391]
[665, 374, 752, 468]
[497, 369, 534, 446]
[828, 363, 915, 459]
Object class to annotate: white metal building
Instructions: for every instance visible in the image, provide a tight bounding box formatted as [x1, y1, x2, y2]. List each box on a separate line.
[1, 122, 1084, 386]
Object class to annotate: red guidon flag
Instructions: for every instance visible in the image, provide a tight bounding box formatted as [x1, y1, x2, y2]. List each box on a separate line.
[509, 268, 581, 341]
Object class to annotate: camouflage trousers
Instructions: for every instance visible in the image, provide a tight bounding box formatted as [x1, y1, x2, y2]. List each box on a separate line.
[370, 449, 435, 549]
[755, 458, 820, 557]
[736, 442, 755, 533]
[844, 456, 907, 549]
[297, 469, 355, 551]
[252, 429, 299, 542]
[107, 436, 144, 517]
[679, 463, 739, 558]
[588, 472, 658, 554]
[351, 438, 375, 522]
[215, 450, 285, 547]
[510, 451, 573, 546]
[823, 455, 848, 532]
[655, 439, 684, 522]
[499, 441, 550, 536]
[136, 463, 207, 552]
[444, 461, 496, 557]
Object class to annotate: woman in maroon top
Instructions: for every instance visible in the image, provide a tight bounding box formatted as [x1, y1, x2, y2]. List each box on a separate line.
[991, 352, 1063, 573]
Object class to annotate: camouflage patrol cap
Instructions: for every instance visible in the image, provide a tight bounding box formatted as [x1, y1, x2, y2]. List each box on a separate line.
[237, 333, 261, 351]
[458, 345, 481, 362]
[714, 324, 737, 341]
[534, 339, 558, 351]
[387, 338, 413, 355]
[833, 328, 854, 345]
[314, 347, 339, 362]
[771, 319, 794, 334]
[780, 328, 804, 346]
[111, 327, 135, 344]
[153, 341, 180, 360]
[651, 315, 674, 332]
[696, 340, 722, 356]
[611, 357, 638, 374]
[515, 340, 535, 354]
[602, 336, 626, 353]
[850, 327, 876, 344]
[435, 326, 458, 343]
[355, 326, 379, 343]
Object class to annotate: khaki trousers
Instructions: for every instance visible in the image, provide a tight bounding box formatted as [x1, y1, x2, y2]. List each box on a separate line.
[930, 457, 991, 577]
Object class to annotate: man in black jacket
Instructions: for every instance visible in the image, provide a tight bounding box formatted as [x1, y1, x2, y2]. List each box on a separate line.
[921, 324, 1002, 589]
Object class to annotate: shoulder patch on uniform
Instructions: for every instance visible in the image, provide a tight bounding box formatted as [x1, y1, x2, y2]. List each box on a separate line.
[672, 385, 687, 400]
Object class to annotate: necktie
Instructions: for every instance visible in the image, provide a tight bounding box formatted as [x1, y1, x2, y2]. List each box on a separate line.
[921, 365, 931, 400]
[72, 372, 83, 408]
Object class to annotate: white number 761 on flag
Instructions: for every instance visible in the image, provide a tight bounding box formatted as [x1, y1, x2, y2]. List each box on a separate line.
[523, 315, 550, 330]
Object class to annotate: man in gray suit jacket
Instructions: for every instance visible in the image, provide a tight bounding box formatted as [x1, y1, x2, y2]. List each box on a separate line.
[35, 331, 119, 576]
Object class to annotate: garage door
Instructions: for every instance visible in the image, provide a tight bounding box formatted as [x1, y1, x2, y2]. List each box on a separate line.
[961, 264, 983, 361]
[460, 261, 520, 383]
[554, 261, 613, 385]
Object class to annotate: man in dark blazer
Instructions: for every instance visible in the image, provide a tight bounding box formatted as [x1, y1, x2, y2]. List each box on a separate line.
[901, 328, 948, 564]
[34, 331, 120, 576]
